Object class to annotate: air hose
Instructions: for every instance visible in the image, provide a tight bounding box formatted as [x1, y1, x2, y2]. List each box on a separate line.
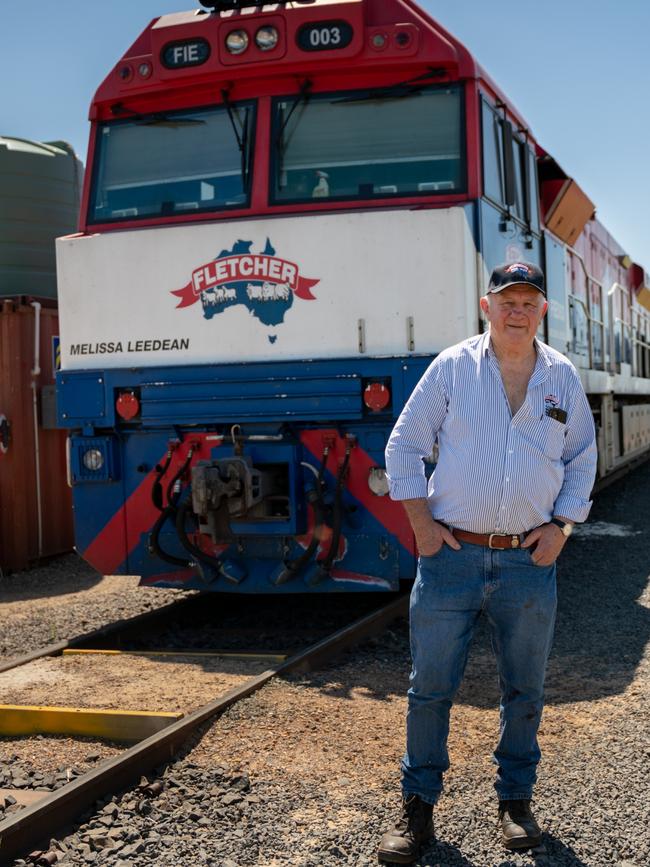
[147, 446, 195, 567]
[166, 448, 194, 507]
[148, 505, 191, 567]
[175, 497, 223, 571]
[271, 446, 328, 586]
[151, 449, 173, 511]
[317, 438, 354, 577]
[272, 487, 326, 585]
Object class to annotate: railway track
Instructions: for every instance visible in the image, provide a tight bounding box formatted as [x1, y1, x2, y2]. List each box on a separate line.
[0, 595, 197, 677]
[0, 593, 408, 864]
[2, 460, 648, 865]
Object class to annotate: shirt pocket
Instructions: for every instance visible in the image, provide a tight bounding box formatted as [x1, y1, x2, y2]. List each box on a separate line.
[518, 415, 566, 461]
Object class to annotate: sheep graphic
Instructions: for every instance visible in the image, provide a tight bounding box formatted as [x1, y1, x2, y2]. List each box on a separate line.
[203, 286, 237, 307]
[247, 281, 291, 302]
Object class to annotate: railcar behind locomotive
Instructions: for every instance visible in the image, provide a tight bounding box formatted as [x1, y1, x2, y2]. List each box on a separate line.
[56, 0, 650, 592]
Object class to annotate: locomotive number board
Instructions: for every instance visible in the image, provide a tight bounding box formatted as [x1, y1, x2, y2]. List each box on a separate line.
[162, 39, 211, 69]
[296, 21, 354, 52]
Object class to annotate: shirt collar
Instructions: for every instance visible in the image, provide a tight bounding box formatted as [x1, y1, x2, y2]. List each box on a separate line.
[481, 332, 552, 385]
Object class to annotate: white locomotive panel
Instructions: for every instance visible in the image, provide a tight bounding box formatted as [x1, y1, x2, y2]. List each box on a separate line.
[56, 208, 478, 370]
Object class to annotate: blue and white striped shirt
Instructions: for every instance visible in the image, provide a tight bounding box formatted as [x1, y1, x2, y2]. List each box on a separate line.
[385, 332, 597, 533]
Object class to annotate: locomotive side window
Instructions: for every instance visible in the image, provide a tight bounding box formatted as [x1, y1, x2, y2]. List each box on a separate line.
[271, 85, 464, 203]
[509, 137, 525, 222]
[527, 148, 540, 235]
[509, 137, 540, 233]
[88, 102, 255, 224]
[481, 100, 505, 206]
[481, 98, 540, 235]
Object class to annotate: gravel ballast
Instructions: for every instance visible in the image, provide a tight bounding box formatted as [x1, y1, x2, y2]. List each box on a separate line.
[4, 462, 650, 866]
[0, 556, 190, 661]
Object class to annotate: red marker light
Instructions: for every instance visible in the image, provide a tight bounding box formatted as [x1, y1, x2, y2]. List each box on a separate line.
[363, 382, 390, 412]
[116, 392, 140, 421]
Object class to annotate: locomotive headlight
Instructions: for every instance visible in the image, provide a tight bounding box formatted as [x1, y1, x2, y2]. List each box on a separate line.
[368, 467, 390, 497]
[225, 29, 249, 54]
[255, 26, 279, 51]
[82, 448, 105, 472]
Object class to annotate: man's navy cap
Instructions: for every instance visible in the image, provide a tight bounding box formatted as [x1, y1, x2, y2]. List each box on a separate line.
[487, 262, 545, 297]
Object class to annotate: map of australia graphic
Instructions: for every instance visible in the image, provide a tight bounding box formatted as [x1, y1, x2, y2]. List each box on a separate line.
[201, 239, 294, 328]
[170, 238, 319, 344]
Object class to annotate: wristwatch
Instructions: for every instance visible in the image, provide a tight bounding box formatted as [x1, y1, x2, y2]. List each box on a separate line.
[550, 518, 574, 538]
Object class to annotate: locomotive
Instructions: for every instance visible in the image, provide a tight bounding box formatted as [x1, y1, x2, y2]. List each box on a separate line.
[56, 0, 650, 592]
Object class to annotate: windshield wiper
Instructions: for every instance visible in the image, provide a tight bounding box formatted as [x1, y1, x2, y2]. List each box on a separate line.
[331, 87, 423, 104]
[275, 79, 312, 180]
[275, 79, 312, 149]
[330, 67, 447, 104]
[109, 104, 206, 126]
[221, 89, 252, 188]
[139, 114, 206, 127]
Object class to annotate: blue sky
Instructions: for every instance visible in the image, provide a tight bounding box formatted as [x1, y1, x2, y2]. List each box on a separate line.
[1, 0, 647, 266]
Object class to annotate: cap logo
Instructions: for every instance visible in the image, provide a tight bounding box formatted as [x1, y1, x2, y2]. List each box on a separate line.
[505, 263, 531, 276]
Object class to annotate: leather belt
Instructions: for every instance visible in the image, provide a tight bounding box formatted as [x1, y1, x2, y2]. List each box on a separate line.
[451, 528, 525, 550]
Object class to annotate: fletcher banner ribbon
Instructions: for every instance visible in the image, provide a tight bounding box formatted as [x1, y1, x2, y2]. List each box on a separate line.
[172, 253, 319, 308]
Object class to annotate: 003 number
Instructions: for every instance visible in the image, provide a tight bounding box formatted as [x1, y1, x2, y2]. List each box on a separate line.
[297, 21, 353, 52]
[309, 26, 341, 47]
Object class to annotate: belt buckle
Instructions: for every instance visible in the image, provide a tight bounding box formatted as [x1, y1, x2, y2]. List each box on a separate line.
[488, 533, 520, 549]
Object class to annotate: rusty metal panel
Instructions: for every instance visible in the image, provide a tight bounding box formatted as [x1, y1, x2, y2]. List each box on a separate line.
[0, 301, 73, 572]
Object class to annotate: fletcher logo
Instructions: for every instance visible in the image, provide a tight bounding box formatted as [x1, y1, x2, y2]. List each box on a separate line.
[170, 239, 320, 342]
[171, 239, 319, 312]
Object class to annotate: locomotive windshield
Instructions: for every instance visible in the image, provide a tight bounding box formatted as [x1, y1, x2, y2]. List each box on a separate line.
[88, 102, 255, 223]
[272, 85, 464, 202]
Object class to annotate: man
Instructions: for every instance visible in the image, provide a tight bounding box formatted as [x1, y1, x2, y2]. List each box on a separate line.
[378, 262, 597, 864]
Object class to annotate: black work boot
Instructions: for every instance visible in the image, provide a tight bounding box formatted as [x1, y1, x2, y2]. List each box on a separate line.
[377, 794, 434, 864]
[498, 799, 542, 850]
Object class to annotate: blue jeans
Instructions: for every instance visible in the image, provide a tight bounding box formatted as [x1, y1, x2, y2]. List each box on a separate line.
[402, 543, 557, 804]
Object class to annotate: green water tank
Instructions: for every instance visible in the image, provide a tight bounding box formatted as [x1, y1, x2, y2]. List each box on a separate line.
[0, 136, 83, 300]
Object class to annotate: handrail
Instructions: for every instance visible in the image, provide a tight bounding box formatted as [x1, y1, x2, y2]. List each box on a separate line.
[608, 283, 650, 376]
[568, 292, 606, 370]
[572, 246, 602, 290]
[568, 248, 606, 371]
[608, 282, 636, 373]
[563, 249, 649, 380]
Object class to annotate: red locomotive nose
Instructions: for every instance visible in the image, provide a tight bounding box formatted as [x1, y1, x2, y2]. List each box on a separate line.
[116, 391, 140, 420]
[363, 382, 391, 412]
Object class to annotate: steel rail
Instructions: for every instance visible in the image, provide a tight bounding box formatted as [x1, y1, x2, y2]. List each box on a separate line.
[3, 448, 645, 861]
[0, 594, 201, 675]
[0, 593, 408, 864]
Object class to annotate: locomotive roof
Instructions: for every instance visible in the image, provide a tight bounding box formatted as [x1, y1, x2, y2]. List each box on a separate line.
[91, 0, 533, 138]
